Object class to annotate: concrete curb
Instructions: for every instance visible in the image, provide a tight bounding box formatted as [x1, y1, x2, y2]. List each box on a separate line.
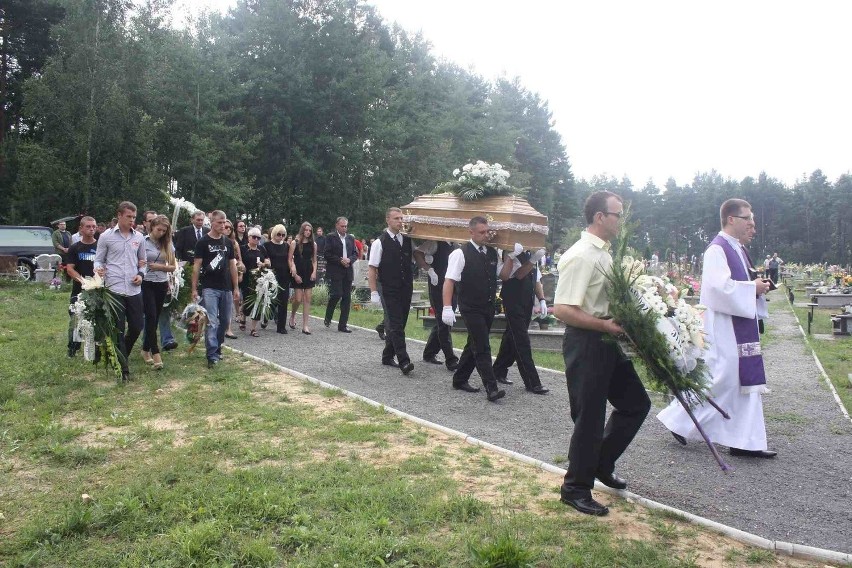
[225, 344, 851, 566]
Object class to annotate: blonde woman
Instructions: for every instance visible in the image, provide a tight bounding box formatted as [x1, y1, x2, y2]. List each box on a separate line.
[141, 215, 176, 369]
[266, 224, 291, 334]
[288, 221, 317, 334]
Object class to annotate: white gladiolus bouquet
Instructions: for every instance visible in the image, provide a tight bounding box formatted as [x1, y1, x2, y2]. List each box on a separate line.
[435, 160, 521, 200]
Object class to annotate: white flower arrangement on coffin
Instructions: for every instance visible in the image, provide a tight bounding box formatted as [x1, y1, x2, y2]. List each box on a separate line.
[435, 160, 522, 200]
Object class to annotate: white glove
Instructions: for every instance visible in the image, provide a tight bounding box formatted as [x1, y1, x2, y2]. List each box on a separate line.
[427, 267, 438, 286]
[531, 249, 546, 263]
[370, 291, 382, 305]
[441, 306, 456, 326]
[424, 254, 434, 265]
[539, 299, 548, 315]
[507, 242, 523, 259]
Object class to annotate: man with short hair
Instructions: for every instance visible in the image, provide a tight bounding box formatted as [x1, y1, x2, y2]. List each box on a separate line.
[140, 210, 157, 236]
[659, 198, 776, 458]
[369, 208, 415, 375]
[191, 211, 240, 368]
[413, 240, 459, 370]
[324, 216, 358, 332]
[65, 216, 98, 357]
[554, 191, 651, 516]
[767, 252, 783, 284]
[94, 202, 147, 382]
[174, 210, 207, 261]
[441, 217, 506, 402]
[315, 226, 327, 255]
[52, 221, 72, 261]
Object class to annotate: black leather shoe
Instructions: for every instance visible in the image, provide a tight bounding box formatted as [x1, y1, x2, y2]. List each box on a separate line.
[671, 431, 687, 446]
[560, 495, 609, 516]
[446, 360, 460, 371]
[496, 376, 513, 385]
[382, 360, 398, 368]
[400, 362, 414, 375]
[595, 471, 627, 490]
[162, 342, 178, 351]
[338, 327, 352, 333]
[423, 356, 443, 365]
[207, 359, 218, 369]
[453, 382, 480, 393]
[486, 388, 506, 402]
[120, 371, 130, 383]
[276, 329, 288, 334]
[323, 319, 331, 328]
[376, 326, 386, 340]
[729, 447, 777, 458]
[526, 385, 549, 394]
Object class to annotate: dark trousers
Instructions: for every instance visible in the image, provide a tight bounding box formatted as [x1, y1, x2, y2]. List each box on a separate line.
[423, 280, 458, 363]
[141, 280, 168, 354]
[115, 293, 145, 373]
[380, 286, 412, 366]
[325, 277, 353, 329]
[561, 326, 651, 498]
[275, 285, 290, 332]
[493, 306, 541, 389]
[453, 305, 498, 389]
[767, 267, 779, 283]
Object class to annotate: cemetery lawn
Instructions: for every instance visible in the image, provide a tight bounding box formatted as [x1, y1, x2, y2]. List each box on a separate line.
[1, 281, 823, 567]
[787, 302, 852, 411]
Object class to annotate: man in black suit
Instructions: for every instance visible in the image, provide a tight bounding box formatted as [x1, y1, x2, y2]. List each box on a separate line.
[174, 210, 207, 261]
[323, 216, 359, 332]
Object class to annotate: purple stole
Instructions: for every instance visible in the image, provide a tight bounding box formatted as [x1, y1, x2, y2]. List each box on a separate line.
[709, 235, 767, 392]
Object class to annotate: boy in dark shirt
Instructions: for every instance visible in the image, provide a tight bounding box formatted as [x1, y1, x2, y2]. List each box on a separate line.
[65, 216, 98, 357]
[190, 210, 240, 367]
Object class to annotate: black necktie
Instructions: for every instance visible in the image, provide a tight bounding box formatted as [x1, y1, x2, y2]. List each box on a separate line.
[196, 229, 201, 240]
[479, 246, 485, 255]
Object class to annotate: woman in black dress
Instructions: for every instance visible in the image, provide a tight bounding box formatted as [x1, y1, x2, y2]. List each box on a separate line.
[241, 227, 270, 337]
[288, 221, 317, 334]
[265, 223, 290, 334]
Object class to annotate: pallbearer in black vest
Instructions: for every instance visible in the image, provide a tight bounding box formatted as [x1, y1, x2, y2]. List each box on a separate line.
[368, 208, 415, 375]
[442, 217, 505, 402]
[414, 240, 460, 371]
[493, 244, 549, 394]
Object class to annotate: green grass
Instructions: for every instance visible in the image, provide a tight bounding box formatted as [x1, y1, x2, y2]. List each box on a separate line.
[0, 280, 812, 567]
[784, 287, 852, 411]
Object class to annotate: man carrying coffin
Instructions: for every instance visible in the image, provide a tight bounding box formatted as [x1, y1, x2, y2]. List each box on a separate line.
[413, 240, 460, 371]
[368, 207, 415, 375]
[658, 198, 776, 458]
[442, 216, 506, 402]
[492, 244, 549, 394]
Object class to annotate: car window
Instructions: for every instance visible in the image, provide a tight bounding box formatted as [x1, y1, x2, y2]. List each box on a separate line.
[0, 228, 53, 247]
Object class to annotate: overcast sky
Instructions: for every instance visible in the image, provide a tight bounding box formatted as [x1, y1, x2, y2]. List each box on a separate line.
[177, 0, 852, 187]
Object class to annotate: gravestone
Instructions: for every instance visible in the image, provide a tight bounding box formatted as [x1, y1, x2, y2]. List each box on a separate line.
[34, 254, 62, 283]
[540, 273, 557, 304]
[352, 259, 370, 290]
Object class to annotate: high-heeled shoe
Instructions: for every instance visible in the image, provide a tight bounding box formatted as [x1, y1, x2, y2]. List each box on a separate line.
[302, 329, 312, 335]
[141, 350, 154, 365]
[152, 353, 163, 370]
[289, 319, 296, 330]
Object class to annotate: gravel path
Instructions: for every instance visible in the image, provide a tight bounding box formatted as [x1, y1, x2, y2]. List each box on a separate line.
[232, 292, 852, 554]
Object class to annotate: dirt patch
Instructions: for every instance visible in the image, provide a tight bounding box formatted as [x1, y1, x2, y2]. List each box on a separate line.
[253, 373, 350, 415]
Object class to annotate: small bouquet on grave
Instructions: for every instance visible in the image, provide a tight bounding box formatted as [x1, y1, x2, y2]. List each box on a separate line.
[181, 303, 208, 353]
[49, 277, 62, 290]
[604, 211, 732, 471]
[75, 274, 125, 379]
[245, 267, 278, 327]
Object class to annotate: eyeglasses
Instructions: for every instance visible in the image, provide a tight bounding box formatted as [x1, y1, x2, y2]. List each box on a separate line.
[731, 215, 754, 221]
[250, 235, 261, 240]
[224, 227, 232, 231]
[602, 211, 623, 219]
[276, 233, 285, 237]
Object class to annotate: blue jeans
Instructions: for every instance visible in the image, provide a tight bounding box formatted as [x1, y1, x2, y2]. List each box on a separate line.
[202, 288, 232, 362]
[159, 308, 175, 346]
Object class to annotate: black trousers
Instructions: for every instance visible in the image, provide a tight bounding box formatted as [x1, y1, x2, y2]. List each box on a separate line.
[325, 277, 353, 329]
[493, 305, 541, 389]
[141, 280, 168, 354]
[116, 293, 145, 373]
[423, 280, 458, 363]
[767, 267, 779, 283]
[380, 286, 412, 366]
[275, 285, 290, 332]
[453, 305, 498, 389]
[561, 325, 651, 498]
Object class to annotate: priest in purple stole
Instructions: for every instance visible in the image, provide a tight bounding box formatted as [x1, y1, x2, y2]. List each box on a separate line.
[658, 199, 776, 458]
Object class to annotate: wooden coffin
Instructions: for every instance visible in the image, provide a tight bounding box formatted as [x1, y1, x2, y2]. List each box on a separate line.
[400, 193, 548, 250]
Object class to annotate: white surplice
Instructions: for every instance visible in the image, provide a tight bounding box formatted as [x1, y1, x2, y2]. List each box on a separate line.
[657, 232, 768, 451]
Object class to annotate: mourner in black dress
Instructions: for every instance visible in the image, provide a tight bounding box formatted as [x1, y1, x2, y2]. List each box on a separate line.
[288, 221, 318, 334]
[265, 224, 291, 334]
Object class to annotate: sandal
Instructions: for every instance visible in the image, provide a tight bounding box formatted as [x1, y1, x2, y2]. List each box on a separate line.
[239, 318, 246, 331]
[250, 330, 259, 337]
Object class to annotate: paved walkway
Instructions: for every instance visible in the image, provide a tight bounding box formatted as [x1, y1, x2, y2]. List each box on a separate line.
[232, 291, 852, 554]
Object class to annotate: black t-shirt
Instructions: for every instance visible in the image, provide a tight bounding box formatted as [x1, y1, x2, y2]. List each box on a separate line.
[67, 240, 98, 299]
[194, 235, 235, 291]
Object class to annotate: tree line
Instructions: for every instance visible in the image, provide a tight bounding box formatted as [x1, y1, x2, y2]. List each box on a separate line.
[2, 0, 848, 263]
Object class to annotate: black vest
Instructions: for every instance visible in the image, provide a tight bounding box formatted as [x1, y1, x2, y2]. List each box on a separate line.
[431, 241, 455, 283]
[500, 251, 536, 312]
[458, 242, 498, 310]
[378, 231, 413, 291]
